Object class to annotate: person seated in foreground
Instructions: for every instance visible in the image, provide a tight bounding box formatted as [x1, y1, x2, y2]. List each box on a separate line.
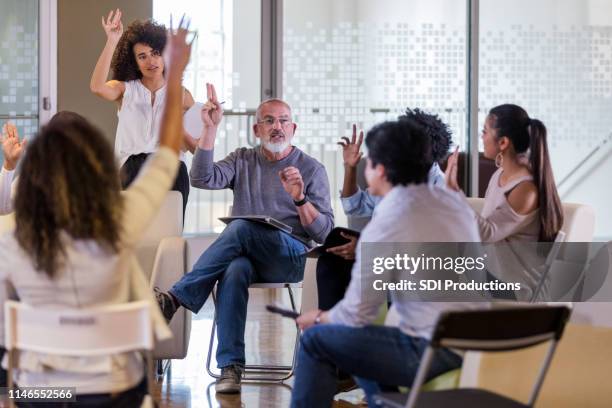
[155, 94, 334, 394]
[0, 22, 193, 406]
[317, 108, 453, 311]
[290, 118, 481, 408]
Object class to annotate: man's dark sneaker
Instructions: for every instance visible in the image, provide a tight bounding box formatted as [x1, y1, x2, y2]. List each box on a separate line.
[336, 375, 358, 394]
[154, 287, 178, 323]
[215, 364, 244, 394]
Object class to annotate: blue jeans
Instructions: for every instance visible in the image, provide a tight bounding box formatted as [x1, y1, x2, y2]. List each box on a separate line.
[170, 219, 307, 368]
[290, 324, 462, 408]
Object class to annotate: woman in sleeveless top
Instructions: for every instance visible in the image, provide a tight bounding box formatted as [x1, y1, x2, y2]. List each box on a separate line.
[0, 23, 192, 404]
[90, 8, 195, 216]
[446, 104, 564, 300]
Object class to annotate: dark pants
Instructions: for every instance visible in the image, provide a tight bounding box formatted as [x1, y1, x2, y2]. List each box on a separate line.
[15, 378, 147, 408]
[316, 253, 353, 310]
[120, 153, 190, 217]
[291, 325, 462, 407]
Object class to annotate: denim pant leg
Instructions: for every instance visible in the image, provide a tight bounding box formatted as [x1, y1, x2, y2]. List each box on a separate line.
[215, 227, 306, 367]
[290, 324, 462, 408]
[215, 256, 256, 368]
[169, 220, 252, 312]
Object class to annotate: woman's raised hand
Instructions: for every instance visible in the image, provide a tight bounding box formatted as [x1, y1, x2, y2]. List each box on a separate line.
[101, 8, 123, 44]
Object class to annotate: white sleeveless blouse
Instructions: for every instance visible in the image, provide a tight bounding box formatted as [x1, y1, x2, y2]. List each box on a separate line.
[115, 80, 185, 168]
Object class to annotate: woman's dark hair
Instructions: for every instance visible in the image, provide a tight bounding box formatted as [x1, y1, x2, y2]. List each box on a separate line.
[14, 111, 123, 278]
[489, 104, 563, 242]
[365, 120, 432, 186]
[111, 20, 167, 81]
[399, 108, 452, 162]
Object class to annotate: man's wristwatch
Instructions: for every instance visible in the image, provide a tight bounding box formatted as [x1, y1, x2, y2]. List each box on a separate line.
[293, 196, 308, 207]
[314, 310, 324, 325]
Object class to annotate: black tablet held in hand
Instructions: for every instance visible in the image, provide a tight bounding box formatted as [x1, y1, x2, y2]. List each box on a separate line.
[324, 227, 360, 248]
[307, 227, 361, 257]
[266, 304, 300, 319]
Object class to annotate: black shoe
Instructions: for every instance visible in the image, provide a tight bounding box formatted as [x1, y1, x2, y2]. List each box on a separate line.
[215, 364, 243, 394]
[154, 287, 178, 323]
[336, 375, 358, 394]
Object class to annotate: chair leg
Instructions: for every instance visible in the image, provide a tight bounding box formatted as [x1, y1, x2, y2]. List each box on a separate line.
[242, 285, 299, 382]
[206, 284, 301, 382]
[205, 289, 221, 379]
[155, 359, 172, 380]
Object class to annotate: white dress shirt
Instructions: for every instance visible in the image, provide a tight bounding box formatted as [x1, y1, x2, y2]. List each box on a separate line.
[329, 184, 482, 340]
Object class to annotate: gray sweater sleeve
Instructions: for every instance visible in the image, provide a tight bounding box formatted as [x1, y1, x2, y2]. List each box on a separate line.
[190, 148, 237, 190]
[303, 165, 334, 243]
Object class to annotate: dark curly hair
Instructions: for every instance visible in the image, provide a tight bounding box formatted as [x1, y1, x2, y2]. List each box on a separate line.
[14, 111, 123, 278]
[111, 20, 167, 81]
[398, 108, 452, 163]
[365, 120, 433, 186]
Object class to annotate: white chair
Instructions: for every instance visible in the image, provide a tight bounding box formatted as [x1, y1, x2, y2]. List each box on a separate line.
[4, 300, 155, 408]
[135, 191, 191, 377]
[467, 198, 597, 302]
[0, 212, 14, 234]
[465, 198, 596, 243]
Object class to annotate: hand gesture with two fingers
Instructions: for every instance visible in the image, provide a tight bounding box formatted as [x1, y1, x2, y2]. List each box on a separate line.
[338, 124, 364, 168]
[2, 122, 27, 171]
[201, 83, 223, 129]
[101, 8, 123, 44]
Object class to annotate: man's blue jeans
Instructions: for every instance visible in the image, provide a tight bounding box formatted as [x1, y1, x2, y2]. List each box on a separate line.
[290, 324, 462, 408]
[170, 219, 307, 368]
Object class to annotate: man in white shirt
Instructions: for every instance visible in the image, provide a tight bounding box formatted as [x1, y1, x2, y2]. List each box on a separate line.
[291, 119, 481, 407]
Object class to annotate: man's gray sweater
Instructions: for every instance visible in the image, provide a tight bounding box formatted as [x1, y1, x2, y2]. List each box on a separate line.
[190, 145, 334, 244]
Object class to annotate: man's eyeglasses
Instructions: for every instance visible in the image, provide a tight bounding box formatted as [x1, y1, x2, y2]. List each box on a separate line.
[257, 117, 293, 127]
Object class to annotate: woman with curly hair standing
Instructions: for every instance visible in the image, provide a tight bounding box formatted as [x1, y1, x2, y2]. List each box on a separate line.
[90, 8, 195, 215]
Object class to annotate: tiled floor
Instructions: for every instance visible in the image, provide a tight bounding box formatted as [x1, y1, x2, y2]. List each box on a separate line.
[152, 289, 364, 407]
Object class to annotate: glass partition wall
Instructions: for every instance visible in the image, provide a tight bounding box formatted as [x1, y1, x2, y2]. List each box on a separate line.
[154, 0, 611, 239]
[0, 0, 39, 165]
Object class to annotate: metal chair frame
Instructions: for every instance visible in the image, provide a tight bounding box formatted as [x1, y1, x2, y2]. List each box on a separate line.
[205, 282, 301, 383]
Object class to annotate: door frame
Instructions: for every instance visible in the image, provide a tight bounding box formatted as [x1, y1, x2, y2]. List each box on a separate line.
[39, 0, 57, 124]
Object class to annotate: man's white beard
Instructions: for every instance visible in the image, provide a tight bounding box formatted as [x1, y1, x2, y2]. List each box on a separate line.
[262, 140, 290, 153]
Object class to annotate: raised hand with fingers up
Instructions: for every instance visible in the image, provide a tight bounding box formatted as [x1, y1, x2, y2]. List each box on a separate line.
[163, 15, 193, 77]
[2, 122, 27, 171]
[101, 8, 124, 44]
[445, 146, 461, 192]
[338, 124, 364, 168]
[158, 15, 194, 154]
[201, 83, 224, 130]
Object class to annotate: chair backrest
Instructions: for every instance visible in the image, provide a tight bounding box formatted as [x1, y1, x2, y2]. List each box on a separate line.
[559, 202, 595, 242]
[4, 300, 154, 356]
[465, 198, 596, 243]
[430, 306, 571, 351]
[402, 305, 571, 408]
[0, 212, 15, 234]
[137, 191, 183, 280]
[140, 191, 183, 243]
